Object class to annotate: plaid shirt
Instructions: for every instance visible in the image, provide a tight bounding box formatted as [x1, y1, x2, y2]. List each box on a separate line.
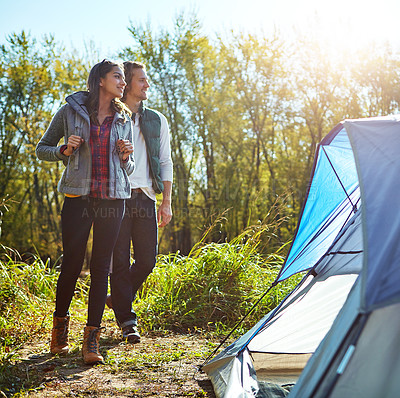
[89, 115, 114, 198]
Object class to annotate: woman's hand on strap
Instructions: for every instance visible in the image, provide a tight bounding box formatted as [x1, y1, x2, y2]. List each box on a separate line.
[117, 139, 134, 160]
[64, 135, 84, 156]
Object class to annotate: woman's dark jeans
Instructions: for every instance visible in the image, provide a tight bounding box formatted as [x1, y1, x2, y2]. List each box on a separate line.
[110, 191, 157, 328]
[55, 196, 124, 327]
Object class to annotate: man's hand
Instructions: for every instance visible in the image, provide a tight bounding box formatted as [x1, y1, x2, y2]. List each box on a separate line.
[157, 200, 172, 227]
[117, 139, 134, 160]
[64, 135, 84, 156]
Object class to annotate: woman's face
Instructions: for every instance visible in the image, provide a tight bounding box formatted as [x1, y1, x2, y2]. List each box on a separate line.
[99, 66, 126, 99]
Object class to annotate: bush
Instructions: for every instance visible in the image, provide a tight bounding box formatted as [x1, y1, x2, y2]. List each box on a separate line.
[0, 221, 301, 369]
[0, 247, 57, 349]
[136, 222, 301, 334]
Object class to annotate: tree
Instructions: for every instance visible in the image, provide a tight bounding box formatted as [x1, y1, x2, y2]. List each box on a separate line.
[219, 33, 294, 229]
[0, 31, 87, 258]
[121, 15, 218, 254]
[349, 43, 400, 116]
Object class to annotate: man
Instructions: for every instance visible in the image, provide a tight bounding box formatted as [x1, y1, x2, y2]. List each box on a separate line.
[108, 61, 173, 343]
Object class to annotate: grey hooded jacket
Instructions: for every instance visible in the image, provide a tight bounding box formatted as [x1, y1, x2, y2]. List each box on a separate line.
[36, 91, 134, 199]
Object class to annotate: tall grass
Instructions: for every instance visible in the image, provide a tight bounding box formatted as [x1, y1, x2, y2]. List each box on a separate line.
[0, 246, 92, 395]
[0, 246, 57, 348]
[136, 217, 300, 334]
[0, 215, 301, 373]
[0, 246, 58, 392]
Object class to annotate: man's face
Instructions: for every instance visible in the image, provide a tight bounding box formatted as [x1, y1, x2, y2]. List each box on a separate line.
[127, 68, 150, 102]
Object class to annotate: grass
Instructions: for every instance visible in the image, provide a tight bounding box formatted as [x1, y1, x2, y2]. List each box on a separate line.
[136, 223, 298, 334]
[0, 247, 55, 348]
[0, 218, 302, 397]
[0, 245, 91, 396]
[139, 207, 301, 334]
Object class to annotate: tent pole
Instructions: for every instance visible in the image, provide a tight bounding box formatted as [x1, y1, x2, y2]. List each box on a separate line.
[199, 282, 277, 371]
[322, 146, 357, 213]
[310, 313, 369, 398]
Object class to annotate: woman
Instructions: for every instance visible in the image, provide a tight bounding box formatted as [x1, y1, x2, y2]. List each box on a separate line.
[36, 59, 134, 365]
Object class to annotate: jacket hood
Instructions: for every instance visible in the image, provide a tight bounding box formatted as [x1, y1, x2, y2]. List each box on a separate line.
[66, 91, 90, 122]
[66, 91, 128, 125]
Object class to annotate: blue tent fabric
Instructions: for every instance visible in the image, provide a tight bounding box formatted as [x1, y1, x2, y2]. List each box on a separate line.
[278, 127, 359, 281]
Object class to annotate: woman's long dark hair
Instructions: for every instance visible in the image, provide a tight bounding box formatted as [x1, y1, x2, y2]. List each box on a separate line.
[86, 59, 131, 125]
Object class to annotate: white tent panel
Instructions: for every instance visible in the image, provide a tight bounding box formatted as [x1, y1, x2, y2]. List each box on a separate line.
[205, 349, 258, 398]
[288, 276, 362, 397]
[249, 274, 357, 354]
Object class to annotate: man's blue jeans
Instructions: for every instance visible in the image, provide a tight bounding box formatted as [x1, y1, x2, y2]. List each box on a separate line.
[55, 196, 125, 327]
[110, 190, 158, 327]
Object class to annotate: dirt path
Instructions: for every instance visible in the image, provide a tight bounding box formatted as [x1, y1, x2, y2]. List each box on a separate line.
[7, 317, 218, 398]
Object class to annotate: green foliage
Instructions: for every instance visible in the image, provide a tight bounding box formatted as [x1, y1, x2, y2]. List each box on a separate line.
[0, 31, 87, 259]
[136, 220, 300, 334]
[3, 15, 400, 276]
[120, 13, 400, 257]
[0, 247, 57, 394]
[0, 226, 299, 394]
[0, 219, 299, 353]
[0, 246, 91, 395]
[0, 247, 57, 349]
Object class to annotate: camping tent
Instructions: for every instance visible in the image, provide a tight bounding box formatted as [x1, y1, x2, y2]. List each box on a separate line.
[202, 115, 400, 398]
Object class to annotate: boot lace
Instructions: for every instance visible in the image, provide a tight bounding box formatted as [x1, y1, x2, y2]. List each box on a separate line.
[87, 327, 105, 353]
[55, 322, 68, 345]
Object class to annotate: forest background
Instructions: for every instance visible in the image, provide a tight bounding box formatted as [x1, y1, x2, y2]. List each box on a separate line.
[1, 12, 400, 262]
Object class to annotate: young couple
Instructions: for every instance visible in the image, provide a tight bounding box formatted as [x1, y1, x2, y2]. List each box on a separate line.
[36, 60, 173, 365]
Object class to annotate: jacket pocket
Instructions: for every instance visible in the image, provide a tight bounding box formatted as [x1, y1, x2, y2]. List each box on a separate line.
[63, 154, 86, 188]
[65, 149, 79, 172]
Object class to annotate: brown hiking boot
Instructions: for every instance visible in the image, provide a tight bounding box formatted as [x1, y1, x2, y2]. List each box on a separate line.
[50, 315, 69, 355]
[105, 294, 112, 309]
[82, 326, 104, 365]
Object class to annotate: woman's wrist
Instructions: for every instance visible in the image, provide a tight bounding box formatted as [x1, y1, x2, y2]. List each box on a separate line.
[60, 145, 70, 156]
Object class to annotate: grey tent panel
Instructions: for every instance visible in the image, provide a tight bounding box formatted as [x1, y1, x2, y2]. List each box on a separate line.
[346, 118, 400, 311]
[205, 349, 258, 398]
[329, 302, 400, 398]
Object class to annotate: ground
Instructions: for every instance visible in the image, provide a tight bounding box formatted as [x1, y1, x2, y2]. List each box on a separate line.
[3, 314, 219, 398]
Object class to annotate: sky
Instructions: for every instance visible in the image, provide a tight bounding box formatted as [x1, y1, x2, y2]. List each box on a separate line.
[1, 0, 400, 58]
